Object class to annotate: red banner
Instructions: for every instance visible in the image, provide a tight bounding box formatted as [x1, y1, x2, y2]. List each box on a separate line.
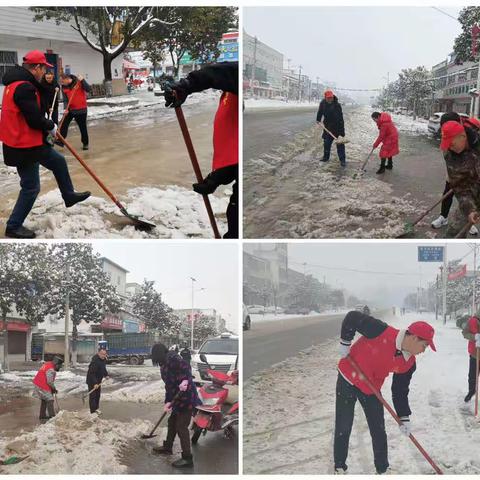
[0, 321, 30, 332]
[448, 264, 467, 281]
[472, 25, 480, 57]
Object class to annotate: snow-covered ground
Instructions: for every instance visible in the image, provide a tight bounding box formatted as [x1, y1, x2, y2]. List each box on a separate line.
[6, 186, 228, 239]
[250, 309, 349, 323]
[244, 311, 480, 474]
[245, 98, 317, 110]
[0, 410, 152, 474]
[390, 112, 429, 136]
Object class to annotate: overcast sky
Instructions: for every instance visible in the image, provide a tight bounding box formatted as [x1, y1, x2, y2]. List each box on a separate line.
[244, 7, 462, 99]
[91, 242, 239, 333]
[287, 243, 478, 307]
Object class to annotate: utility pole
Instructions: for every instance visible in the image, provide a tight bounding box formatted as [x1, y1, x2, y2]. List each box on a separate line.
[298, 65, 302, 102]
[190, 277, 196, 350]
[250, 36, 258, 98]
[316, 76, 320, 101]
[64, 257, 70, 369]
[442, 245, 447, 325]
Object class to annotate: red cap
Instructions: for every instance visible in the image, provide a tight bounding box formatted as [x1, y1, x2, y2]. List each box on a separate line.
[407, 321, 436, 351]
[324, 89, 334, 98]
[440, 121, 465, 151]
[23, 50, 53, 67]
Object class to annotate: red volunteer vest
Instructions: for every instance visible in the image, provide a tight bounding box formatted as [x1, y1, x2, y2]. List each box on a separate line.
[467, 316, 479, 357]
[32, 361, 55, 392]
[64, 83, 87, 111]
[0, 81, 43, 148]
[212, 92, 238, 170]
[338, 326, 416, 395]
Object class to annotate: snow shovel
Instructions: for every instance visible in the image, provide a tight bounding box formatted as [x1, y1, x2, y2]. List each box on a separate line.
[318, 122, 350, 144]
[0, 455, 29, 465]
[475, 347, 479, 418]
[396, 189, 454, 239]
[174, 106, 221, 239]
[140, 392, 182, 439]
[347, 356, 443, 475]
[352, 148, 375, 179]
[455, 221, 474, 239]
[58, 82, 80, 133]
[55, 132, 156, 231]
[81, 379, 104, 405]
[46, 87, 60, 147]
[53, 393, 60, 414]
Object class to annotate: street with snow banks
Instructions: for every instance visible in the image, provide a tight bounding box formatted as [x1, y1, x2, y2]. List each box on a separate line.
[243, 310, 480, 475]
[243, 102, 456, 239]
[0, 363, 237, 474]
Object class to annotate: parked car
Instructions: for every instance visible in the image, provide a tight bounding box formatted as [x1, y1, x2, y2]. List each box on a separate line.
[285, 305, 310, 315]
[428, 112, 469, 137]
[247, 305, 265, 314]
[355, 304, 370, 315]
[243, 304, 251, 331]
[264, 305, 285, 314]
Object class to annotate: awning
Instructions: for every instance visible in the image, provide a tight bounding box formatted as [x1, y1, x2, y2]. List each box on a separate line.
[123, 60, 141, 70]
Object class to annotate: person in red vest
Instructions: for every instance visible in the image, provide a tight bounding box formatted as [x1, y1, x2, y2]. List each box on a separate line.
[163, 62, 238, 238]
[57, 73, 92, 150]
[371, 111, 399, 174]
[32, 356, 63, 420]
[334, 310, 436, 474]
[462, 315, 480, 402]
[0, 50, 91, 239]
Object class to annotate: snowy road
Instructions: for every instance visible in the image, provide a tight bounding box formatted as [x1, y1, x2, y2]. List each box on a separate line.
[0, 93, 230, 238]
[244, 105, 458, 238]
[243, 311, 480, 474]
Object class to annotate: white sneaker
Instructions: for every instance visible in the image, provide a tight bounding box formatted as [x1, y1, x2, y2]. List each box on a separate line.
[334, 467, 348, 475]
[431, 215, 448, 229]
[470, 225, 479, 235]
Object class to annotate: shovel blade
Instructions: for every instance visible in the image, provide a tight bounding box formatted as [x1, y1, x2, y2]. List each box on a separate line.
[119, 208, 156, 231]
[140, 434, 157, 440]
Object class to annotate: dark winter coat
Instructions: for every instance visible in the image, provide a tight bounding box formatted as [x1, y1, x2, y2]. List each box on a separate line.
[160, 351, 201, 414]
[316, 96, 345, 138]
[180, 347, 192, 363]
[338, 311, 416, 418]
[184, 62, 238, 96]
[41, 77, 60, 116]
[373, 112, 399, 158]
[1, 65, 54, 167]
[61, 75, 91, 115]
[86, 354, 109, 386]
[443, 127, 480, 218]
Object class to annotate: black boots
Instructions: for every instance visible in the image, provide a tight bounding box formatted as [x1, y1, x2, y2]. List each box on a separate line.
[464, 391, 475, 402]
[152, 442, 173, 455]
[386, 158, 393, 170]
[5, 226, 36, 239]
[172, 452, 194, 468]
[320, 157, 329, 162]
[64, 191, 91, 208]
[376, 159, 386, 174]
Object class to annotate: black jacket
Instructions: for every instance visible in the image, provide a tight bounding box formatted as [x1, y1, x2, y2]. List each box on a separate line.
[1, 66, 54, 167]
[184, 62, 238, 96]
[180, 347, 192, 363]
[316, 95, 345, 138]
[41, 77, 60, 114]
[86, 354, 109, 385]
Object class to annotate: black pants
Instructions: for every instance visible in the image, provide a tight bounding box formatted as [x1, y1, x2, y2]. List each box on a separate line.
[440, 181, 454, 218]
[468, 354, 479, 394]
[334, 374, 388, 474]
[165, 410, 192, 455]
[60, 112, 89, 146]
[87, 383, 101, 413]
[40, 399, 55, 419]
[224, 181, 238, 239]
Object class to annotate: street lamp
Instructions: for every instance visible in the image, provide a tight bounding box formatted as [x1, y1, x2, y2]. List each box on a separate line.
[189, 277, 206, 351]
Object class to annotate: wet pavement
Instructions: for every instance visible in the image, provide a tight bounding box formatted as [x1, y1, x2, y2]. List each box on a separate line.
[243, 105, 456, 238]
[0, 99, 218, 237]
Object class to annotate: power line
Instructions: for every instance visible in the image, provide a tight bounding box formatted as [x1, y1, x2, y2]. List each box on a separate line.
[431, 7, 459, 23]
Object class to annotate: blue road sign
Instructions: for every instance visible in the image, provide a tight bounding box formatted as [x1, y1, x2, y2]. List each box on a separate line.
[418, 246, 444, 262]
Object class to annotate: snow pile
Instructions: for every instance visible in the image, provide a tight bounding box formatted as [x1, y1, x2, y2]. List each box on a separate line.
[250, 309, 349, 323]
[390, 113, 429, 135]
[12, 186, 228, 239]
[244, 311, 480, 474]
[0, 410, 151, 474]
[102, 379, 165, 403]
[245, 98, 317, 111]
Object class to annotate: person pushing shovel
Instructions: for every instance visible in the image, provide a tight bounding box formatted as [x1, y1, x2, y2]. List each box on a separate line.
[461, 314, 480, 403]
[334, 310, 436, 474]
[151, 343, 201, 468]
[370, 112, 399, 174]
[316, 89, 346, 167]
[32, 356, 63, 421]
[86, 347, 109, 415]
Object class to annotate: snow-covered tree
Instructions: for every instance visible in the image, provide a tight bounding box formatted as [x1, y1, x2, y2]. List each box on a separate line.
[132, 280, 180, 335]
[453, 7, 480, 62]
[30, 7, 171, 95]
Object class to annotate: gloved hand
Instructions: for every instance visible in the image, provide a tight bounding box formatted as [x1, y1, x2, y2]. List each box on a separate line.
[93, 383, 100, 390]
[193, 173, 218, 195]
[164, 402, 172, 413]
[475, 333, 480, 348]
[398, 416, 411, 436]
[179, 379, 189, 392]
[48, 123, 58, 138]
[339, 340, 351, 358]
[164, 79, 190, 108]
[51, 387, 58, 394]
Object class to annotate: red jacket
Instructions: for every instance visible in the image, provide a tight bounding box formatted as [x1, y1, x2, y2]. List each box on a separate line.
[467, 316, 480, 357]
[338, 326, 416, 395]
[212, 92, 238, 170]
[373, 112, 399, 159]
[32, 361, 55, 392]
[63, 83, 88, 111]
[0, 80, 43, 148]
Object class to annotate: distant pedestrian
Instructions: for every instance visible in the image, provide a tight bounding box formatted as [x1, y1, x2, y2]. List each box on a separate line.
[462, 314, 480, 402]
[316, 90, 346, 167]
[32, 356, 63, 420]
[41, 70, 60, 124]
[151, 342, 201, 468]
[86, 347, 109, 414]
[57, 73, 91, 150]
[371, 112, 399, 174]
